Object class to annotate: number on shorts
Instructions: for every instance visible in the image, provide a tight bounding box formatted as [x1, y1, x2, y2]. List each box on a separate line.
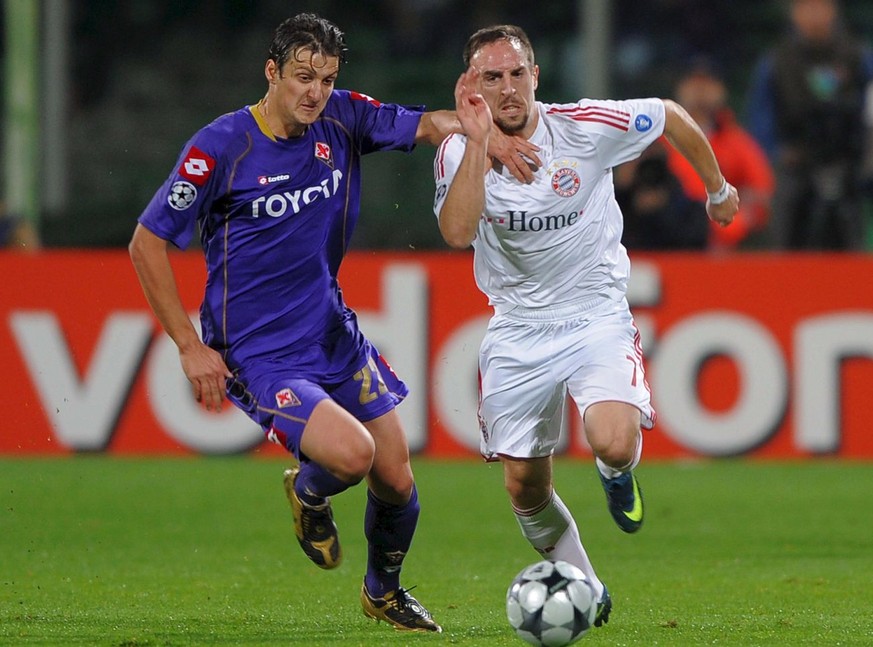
[354, 357, 389, 404]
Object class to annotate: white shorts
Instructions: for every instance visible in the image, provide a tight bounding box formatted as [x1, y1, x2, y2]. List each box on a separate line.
[477, 296, 656, 460]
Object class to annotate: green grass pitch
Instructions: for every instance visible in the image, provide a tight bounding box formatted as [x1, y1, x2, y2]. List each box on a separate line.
[3, 457, 873, 646]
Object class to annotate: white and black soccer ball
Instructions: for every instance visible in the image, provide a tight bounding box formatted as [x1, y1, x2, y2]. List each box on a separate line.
[506, 560, 597, 647]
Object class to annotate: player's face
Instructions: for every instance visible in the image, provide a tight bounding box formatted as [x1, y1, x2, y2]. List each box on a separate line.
[267, 48, 339, 137]
[470, 39, 539, 138]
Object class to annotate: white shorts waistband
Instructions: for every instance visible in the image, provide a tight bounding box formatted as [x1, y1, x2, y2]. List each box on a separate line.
[493, 295, 622, 321]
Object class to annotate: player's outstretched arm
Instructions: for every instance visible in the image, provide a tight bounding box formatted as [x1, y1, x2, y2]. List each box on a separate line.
[662, 99, 739, 227]
[417, 110, 540, 184]
[129, 224, 233, 411]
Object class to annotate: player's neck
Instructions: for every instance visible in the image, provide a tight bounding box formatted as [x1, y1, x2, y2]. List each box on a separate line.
[519, 108, 539, 140]
[501, 108, 539, 141]
[257, 98, 308, 139]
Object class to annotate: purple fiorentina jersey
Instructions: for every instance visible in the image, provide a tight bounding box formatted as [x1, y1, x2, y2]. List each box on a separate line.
[139, 90, 423, 369]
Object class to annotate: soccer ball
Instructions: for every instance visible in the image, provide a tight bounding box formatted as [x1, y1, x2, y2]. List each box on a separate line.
[506, 560, 597, 646]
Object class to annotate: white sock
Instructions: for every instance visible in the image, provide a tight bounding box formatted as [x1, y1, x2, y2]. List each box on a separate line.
[513, 491, 604, 599]
[596, 431, 643, 480]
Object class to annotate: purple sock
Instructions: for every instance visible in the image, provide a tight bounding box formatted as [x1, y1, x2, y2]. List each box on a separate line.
[363, 485, 420, 598]
[294, 461, 356, 506]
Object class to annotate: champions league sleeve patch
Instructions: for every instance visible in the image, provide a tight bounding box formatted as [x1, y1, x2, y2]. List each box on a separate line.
[178, 145, 216, 186]
[168, 181, 197, 210]
[634, 114, 653, 132]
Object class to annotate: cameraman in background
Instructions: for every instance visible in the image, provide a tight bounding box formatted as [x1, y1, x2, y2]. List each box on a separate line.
[747, 0, 873, 250]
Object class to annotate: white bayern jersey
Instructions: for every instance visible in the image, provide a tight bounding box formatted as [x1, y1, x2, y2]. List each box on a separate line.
[434, 98, 666, 310]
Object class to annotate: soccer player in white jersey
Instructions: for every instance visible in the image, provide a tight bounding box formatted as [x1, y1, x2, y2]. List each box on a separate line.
[433, 25, 739, 627]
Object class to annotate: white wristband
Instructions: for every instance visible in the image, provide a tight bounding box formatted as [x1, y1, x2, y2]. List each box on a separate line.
[707, 179, 730, 205]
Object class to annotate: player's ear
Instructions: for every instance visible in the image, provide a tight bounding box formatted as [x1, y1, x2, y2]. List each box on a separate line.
[532, 65, 539, 91]
[265, 59, 278, 85]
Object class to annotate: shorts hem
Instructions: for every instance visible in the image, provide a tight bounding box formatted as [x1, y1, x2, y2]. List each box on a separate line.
[356, 392, 406, 424]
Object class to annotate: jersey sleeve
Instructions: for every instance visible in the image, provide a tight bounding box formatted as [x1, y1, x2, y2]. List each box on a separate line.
[432, 133, 465, 219]
[337, 90, 424, 155]
[137, 132, 223, 250]
[561, 98, 665, 170]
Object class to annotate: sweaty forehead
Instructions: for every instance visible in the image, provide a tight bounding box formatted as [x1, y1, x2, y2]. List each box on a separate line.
[286, 48, 340, 77]
[470, 39, 529, 72]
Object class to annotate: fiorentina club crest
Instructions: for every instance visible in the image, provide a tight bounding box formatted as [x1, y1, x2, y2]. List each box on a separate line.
[275, 388, 301, 408]
[315, 141, 332, 167]
[551, 167, 580, 197]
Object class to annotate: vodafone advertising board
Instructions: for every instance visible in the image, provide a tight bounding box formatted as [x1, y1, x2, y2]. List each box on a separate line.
[1, 251, 871, 458]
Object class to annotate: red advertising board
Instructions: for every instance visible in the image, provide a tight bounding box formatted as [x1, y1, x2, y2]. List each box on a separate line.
[1, 251, 872, 458]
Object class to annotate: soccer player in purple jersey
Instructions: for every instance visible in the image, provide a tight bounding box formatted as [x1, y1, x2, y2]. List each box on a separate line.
[129, 13, 539, 633]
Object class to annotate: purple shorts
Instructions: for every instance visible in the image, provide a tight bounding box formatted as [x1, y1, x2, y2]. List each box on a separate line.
[226, 336, 407, 459]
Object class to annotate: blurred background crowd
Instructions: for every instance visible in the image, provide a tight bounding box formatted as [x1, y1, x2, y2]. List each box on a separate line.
[2, 0, 873, 252]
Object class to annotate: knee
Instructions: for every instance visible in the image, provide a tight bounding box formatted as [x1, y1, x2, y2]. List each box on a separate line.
[332, 432, 375, 483]
[393, 477, 417, 507]
[392, 471, 415, 502]
[373, 467, 415, 504]
[590, 424, 639, 468]
[585, 402, 641, 468]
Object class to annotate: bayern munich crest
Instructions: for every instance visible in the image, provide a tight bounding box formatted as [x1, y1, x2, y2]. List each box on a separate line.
[551, 167, 580, 197]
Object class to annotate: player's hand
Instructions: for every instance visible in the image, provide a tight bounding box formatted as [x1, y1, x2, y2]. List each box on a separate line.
[488, 128, 542, 184]
[179, 342, 234, 412]
[706, 182, 740, 227]
[454, 67, 492, 145]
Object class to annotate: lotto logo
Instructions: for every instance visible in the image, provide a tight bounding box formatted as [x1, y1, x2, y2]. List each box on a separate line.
[258, 174, 290, 186]
[178, 146, 216, 186]
[185, 158, 210, 176]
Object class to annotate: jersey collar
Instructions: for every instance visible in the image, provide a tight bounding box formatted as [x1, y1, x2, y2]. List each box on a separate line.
[250, 100, 277, 142]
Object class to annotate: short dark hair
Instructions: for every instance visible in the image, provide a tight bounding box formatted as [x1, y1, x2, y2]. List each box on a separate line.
[268, 13, 347, 72]
[463, 25, 535, 68]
